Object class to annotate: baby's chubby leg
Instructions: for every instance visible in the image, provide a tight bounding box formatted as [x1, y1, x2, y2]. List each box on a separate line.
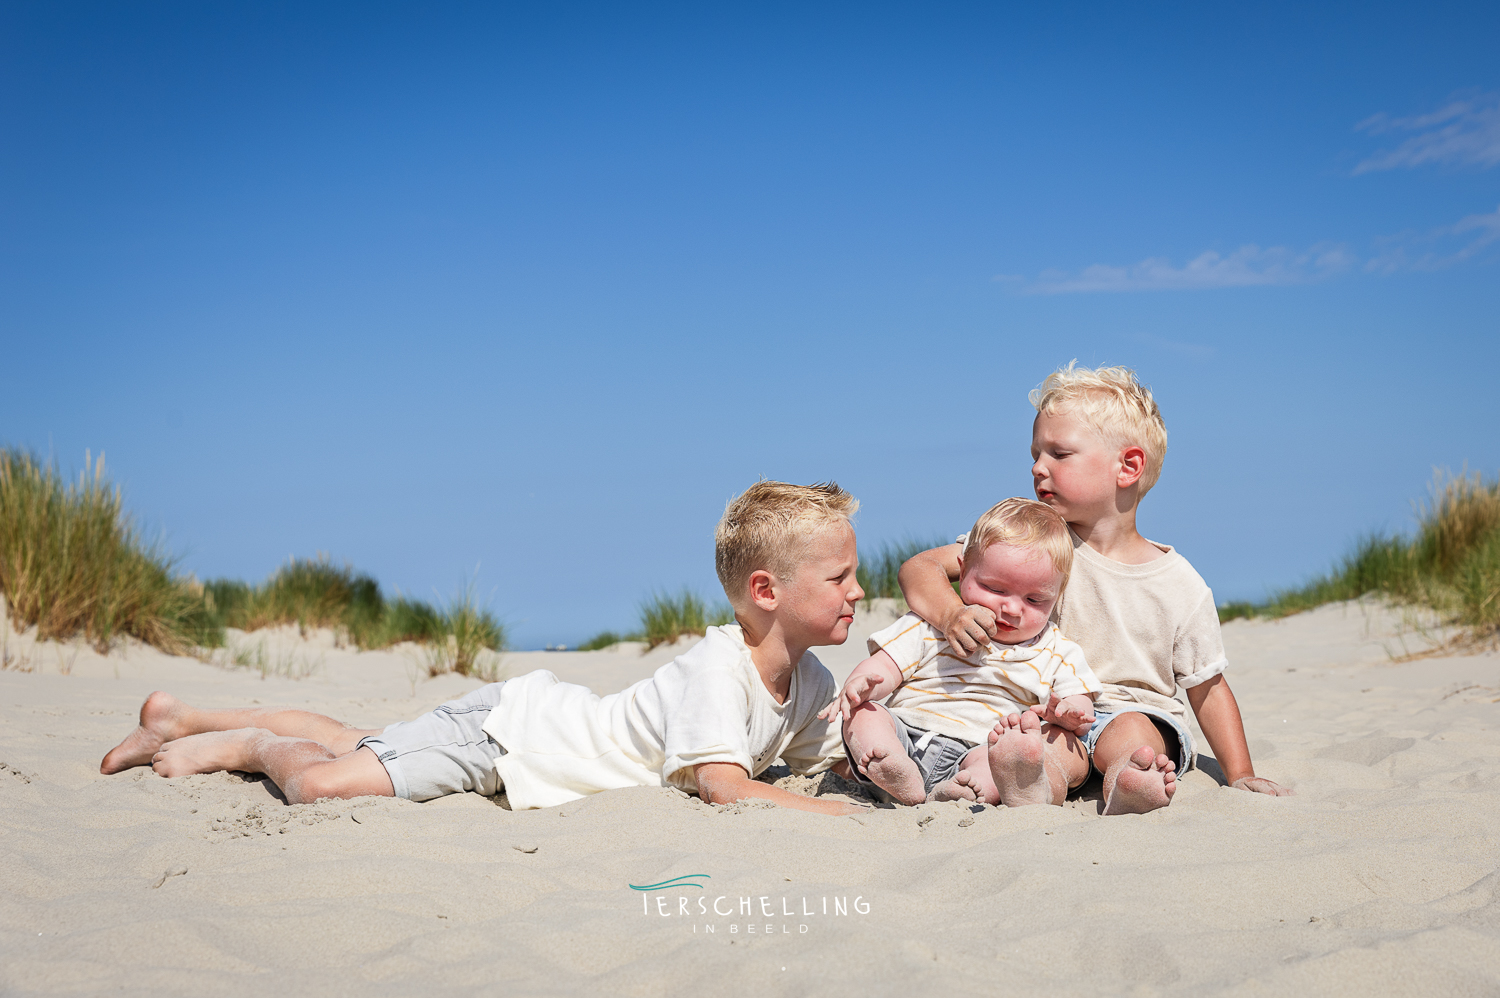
[929, 745, 999, 805]
[844, 703, 926, 806]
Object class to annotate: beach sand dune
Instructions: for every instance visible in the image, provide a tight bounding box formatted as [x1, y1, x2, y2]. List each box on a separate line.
[2, 600, 1498, 996]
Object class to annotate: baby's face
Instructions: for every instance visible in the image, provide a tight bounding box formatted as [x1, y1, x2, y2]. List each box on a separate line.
[957, 543, 1062, 646]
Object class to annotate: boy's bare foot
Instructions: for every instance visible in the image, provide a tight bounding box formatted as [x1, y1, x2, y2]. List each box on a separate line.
[151, 729, 266, 778]
[1102, 745, 1176, 815]
[989, 712, 1053, 807]
[100, 692, 192, 774]
[859, 745, 926, 806]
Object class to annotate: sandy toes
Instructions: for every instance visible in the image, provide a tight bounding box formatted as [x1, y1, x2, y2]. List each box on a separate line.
[151, 729, 265, 778]
[929, 774, 979, 802]
[1103, 745, 1177, 815]
[859, 745, 926, 806]
[100, 691, 191, 774]
[989, 711, 1053, 806]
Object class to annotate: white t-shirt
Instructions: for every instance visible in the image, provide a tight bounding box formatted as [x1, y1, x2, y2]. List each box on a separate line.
[955, 529, 1228, 718]
[867, 612, 1099, 746]
[481, 624, 844, 810]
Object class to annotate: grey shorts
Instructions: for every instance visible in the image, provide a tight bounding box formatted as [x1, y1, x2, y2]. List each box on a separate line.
[356, 683, 507, 801]
[1080, 703, 1197, 777]
[843, 704, 977, 803]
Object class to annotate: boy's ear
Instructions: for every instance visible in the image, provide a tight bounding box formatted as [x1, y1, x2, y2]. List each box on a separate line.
[1117, 445, 1147, 489]
[747, 569, 778, 610]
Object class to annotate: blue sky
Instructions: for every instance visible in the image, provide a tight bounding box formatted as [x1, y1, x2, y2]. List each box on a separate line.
[3, 3, 1497, 648]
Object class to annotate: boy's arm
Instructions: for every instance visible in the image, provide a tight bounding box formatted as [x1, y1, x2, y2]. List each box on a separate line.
[693, 762, 869, 816]
[1186, 675, 1292, 796]
[898, 543, 997, 655]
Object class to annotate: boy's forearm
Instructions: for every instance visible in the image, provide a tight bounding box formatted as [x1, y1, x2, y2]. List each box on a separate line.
[898, 548, 964, 625]
[847, 655, 902, 702]
[694, 763, 861, 816]
[1186, 675, 1255, 784]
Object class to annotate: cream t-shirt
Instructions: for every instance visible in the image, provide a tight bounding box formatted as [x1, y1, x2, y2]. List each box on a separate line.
[867, 612, 1099, 746]
[954, 530, 1227, 718]
[481, 624, 844, 810]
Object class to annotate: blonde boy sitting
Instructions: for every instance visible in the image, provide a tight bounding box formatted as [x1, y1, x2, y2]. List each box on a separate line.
[100, 481, 868, 817]
[821, 499, 1100, 807]
[901, 365, 1291, 815]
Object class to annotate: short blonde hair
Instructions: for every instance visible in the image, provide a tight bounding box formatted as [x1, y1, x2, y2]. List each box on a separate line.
[1030, 361, 1169, 495]
[961, 498, 1074, 594]
[715, 480, 858, 607]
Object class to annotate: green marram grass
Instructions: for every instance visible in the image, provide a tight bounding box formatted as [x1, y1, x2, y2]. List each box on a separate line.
[639, 588, 735, 649]
[0, 449, 209, 654]
[857, 537, 953, 600]
[1220, 470, 1500, 642]
[0, 446, 504, 671]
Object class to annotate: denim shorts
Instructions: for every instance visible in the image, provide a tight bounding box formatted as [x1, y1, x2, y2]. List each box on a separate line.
[842, 704, 977, 803]
[1081, 702, 1196, 777]
[356, 683, 507, 801]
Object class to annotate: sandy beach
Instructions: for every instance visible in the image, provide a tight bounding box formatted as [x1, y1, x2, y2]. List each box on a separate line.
[3, 598, 1499, 996]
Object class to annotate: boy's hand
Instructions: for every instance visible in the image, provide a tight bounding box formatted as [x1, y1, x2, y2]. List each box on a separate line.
[1232, 776, 1293, 796]
[938, 604, 998, 656]
[1036, 692, 1095, 736]
[819, 673, 882, 724]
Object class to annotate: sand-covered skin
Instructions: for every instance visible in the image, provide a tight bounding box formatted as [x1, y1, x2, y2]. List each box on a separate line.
[3, 599, 1499, 996]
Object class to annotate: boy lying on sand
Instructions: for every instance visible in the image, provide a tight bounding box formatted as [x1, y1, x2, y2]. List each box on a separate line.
[101, 481, 868, 816]
[821, 498, 1100, 807]
[902, 364, 1291, 814]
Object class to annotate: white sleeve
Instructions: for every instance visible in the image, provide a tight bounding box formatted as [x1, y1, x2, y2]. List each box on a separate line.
[867, 614, 933, 679]
[1046, 633, 1102, 698]
[659, 664, 755, 785]
[1174, 590, 1228, 689]
[779, 667, 844, 775]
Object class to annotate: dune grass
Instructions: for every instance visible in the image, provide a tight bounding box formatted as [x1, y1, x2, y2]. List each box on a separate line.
[202, 559, 505, 674]
[0, 450, 208, 654]
[640, 589, 735, 649]
[858, 537, 952, 600]
[0, 445, 505, 670]
[1220, 470, 1500, 642]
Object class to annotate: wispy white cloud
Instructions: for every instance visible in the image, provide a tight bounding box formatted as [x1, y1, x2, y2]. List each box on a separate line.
[1355, 91, 1500, 173]
[1366, 204, 1500, 273]
[1004, 243, 1354, 295]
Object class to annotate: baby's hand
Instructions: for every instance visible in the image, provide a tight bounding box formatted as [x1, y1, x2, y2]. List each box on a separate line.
[1232, 776, 1294, 796]
[1038, 693, 1095, 736]
[818, 673, 882, 723]
[939, 603, 998, 656]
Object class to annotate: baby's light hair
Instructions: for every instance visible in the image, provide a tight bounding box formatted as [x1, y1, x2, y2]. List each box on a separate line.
[1030, 361, 1169, 495]
[715, 480, 858, 607]
[961, 498, 1074, 594]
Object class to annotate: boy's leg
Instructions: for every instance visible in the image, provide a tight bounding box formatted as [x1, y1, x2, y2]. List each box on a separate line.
[101, 691, 378, 774]
[930, 745, 999, 805]
[151, 730, 394, 804]
[1091, 713, 1177, 815]
[844, 703, 926, 806]
[988, 712, 1090, 806]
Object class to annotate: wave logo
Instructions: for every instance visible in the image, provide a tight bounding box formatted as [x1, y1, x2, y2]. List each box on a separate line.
[629, 874, 711, 891]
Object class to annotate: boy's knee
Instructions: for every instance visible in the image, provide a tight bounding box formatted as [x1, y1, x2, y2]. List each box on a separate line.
[285, 766, 347, 805]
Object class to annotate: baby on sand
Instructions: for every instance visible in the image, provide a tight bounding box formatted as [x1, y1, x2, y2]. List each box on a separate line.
[101, 481, 868, 816]
[822, 497, 1100, 806]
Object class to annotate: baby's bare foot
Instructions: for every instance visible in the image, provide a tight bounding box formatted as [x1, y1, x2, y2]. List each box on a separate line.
[1102, 746, 1177, 815]
[101, 692, 192, 774]
[929, 771, 979, 803]
[989, 712, 1053, 807]
[151, 729, 266, 778]
[859, 745, 925, 806]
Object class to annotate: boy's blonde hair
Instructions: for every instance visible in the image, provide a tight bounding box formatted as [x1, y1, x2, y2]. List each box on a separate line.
[961, 498, 1074, 593]
[1030, 362, 1169, 495]
[715, 480, 858, 607]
